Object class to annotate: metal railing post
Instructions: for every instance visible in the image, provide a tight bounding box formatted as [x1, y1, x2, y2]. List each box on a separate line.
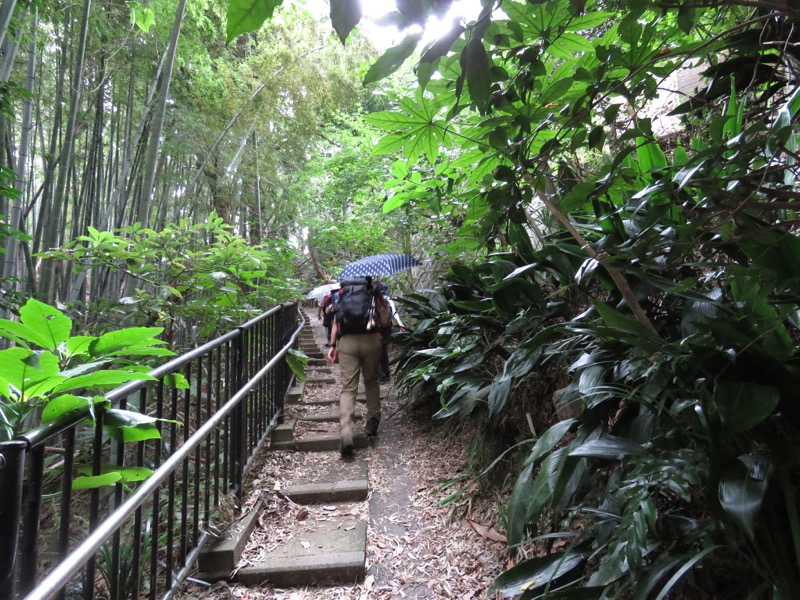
[0, 440, 27, 599]
[232, 328, 248, 499]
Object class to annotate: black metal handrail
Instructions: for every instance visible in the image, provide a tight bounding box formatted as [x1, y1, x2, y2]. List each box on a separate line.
[0, 302, 302, 600]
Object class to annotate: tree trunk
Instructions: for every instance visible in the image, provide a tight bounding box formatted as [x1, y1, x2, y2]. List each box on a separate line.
[135, 0, 187, 227]
[39, 0, 91, 302]
[0, 10, 34, 319]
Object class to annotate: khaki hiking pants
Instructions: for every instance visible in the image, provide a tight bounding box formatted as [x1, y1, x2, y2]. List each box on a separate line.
[337, 333, 382, 439]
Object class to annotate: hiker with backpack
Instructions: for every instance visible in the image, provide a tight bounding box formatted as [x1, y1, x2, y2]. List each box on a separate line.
[318, 289, 338, 346]
[326, 276, 391, 458]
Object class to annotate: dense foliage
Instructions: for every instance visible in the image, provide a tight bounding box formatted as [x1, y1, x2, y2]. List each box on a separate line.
[366, 0, 800, 597]
[0, 0, 377, 331]
[2, 0, 800, 596]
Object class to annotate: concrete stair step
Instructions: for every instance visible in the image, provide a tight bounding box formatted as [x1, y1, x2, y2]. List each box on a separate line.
[295, 398, 338, 406]
[230, 518, 367, 586]
[286, 383, 304, 403]
[305, 375, 336, 385]
[283, 460, 368, 504]
[301, 409, 362, 422]
[270, 420, 295, 446]
[308, 367, 333, 375]
[271, 432, 369, 452]
[197, 500, 263, 573]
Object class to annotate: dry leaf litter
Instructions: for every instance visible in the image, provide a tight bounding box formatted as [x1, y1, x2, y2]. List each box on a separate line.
[179, 311, 508, 599]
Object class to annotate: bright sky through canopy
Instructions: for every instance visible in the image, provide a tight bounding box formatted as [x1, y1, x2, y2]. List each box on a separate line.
[360, 0, 483, 49]
[304, 0, 483, 50]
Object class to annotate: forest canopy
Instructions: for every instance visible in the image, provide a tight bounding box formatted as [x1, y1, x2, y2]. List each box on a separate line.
[1, 0, 800, 595]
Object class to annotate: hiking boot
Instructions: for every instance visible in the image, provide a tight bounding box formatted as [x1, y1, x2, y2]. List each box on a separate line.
[340, 433, 354, 459]
[365, 418, 380, 437]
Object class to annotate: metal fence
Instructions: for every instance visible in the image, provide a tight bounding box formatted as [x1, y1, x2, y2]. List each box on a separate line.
[0, 302, 301, 600]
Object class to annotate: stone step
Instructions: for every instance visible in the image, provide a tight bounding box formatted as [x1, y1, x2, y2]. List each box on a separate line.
[301, 409, 362, 422]
[296, 398, 338, 406]
[308, 358, 327, 366]
[283, 460, 368, 504]
[286, 383, 304, 403]
[231, 518, 367, 587]
[271, 432, 369, 452]
[308, 367, 333, 375]
[197, 500, 263, 573]
[305, 375, 336, 385]
[270, 420, 295, 446]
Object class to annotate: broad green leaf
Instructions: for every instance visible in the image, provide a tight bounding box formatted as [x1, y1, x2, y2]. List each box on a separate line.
[382, 192, 409, 213]
[89, 327, 168, 357]
[226, 0, 283, 43]
[719, 455, 772, 540]
[524, 419, 576, 466]
[488, 375, 512, 420]
[547, 32, 594, 60]
[164, 373, 190, 389]
[41, 394, 91, 423]
[636, 138, 667, 173]
[51, 370, 155, 394]
[713, 381, 779, 433]
[568, 435, 642, 460]
[419, 21, 466, 65]
[75, 463, 155, 483]
[593, 301, 664, 345]
[0, 299, 72, 351]
[0, 347, 63, 400]
[540, 77, 574, 106]
[128, 3, 155, 33]
[64, 336, 96, 359]
[363, 33, 423, 85]
[104, 408, 160, 428]
[72, 472, 123, 490]
[677, 6, 695, 33]
[564, 11, 615, 31]
[461, 37, 491, 114]
[490, 551, 584, 596]
[107, 422, 162, 443]
[330, 0, 361, 44]
[287, 348, 307, 381]
[507, 463, 534, 548]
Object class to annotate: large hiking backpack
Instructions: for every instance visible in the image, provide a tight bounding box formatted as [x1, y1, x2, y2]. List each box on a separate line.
[335, 278, 376, 335]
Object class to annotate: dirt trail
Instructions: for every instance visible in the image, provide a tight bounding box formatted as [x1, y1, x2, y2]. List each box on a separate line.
[179, 307, 506, 599]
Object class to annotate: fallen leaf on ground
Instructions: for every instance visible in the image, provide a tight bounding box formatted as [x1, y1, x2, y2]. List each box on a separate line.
[467, 519, 507, 543]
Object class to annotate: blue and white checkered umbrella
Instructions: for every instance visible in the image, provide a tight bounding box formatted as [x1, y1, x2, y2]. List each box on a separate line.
[339, 253, 422, 279]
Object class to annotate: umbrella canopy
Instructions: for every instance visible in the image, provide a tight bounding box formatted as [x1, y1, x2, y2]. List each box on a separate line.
[339, 253, 422, 280]
[306, 282, 340, 302]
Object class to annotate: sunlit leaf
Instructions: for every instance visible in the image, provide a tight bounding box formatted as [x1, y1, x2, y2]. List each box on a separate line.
[226, 0, 284, 43]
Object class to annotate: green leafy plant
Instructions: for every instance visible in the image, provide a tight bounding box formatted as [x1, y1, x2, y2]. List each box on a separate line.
[44, 214, 299, 346]
[0, 298, 175, 444]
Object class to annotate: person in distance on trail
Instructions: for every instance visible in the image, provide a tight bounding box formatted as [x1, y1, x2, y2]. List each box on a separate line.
[327, 276, 390, 459]
[317, 287, 338, 346]
[377, 282, 392, 382]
